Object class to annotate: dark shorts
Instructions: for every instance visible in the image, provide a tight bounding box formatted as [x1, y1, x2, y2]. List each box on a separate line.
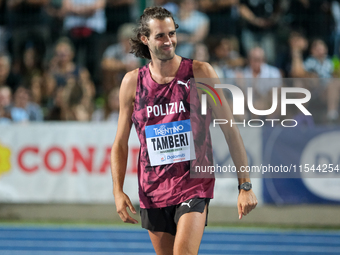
[140, 197, 210, 236]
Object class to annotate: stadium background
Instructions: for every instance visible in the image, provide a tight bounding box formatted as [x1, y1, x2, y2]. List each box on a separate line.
[0, 0, 340, 254]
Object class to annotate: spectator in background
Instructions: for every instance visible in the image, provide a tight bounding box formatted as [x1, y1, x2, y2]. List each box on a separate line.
[10, 86, 43, 121]
[240, 47, 281, 119]
[61, 77, 94, 121]
[0, 86, 11, 109]
[305, 39, 338, 122]
[210, 36, 245, 79]
[174, 0, 209, 58]
[101, 23, 139, 93]
[48, 37, 94, 94]
[45, 0, 65, 43]
[91, 87, 119, 121]
[242, 47, 281, 79]
[154, 0, 179, 14]
[289, 38, 333, 79]
[0, 0, 7, 52]
[0, 52, 11, 89]
[47, 78, 95, 121]
[28, 74, 44, 106]
[47, 37, 95, 120]
[19, 43, 45, 87]
[276, 30, 309, 78]
[11, 44, 48, 112]
[238, 0, 282, 64]
[0, 52, 20, 91]
[105, 0, 134, 34]
[199, 0, 239, 36]
[304, 39, 334, 79]
[63, 0, 106, 84]
[192, 43, 210, 62]
[0, 86, 12, 124]
[290, 39, 335, 123]
[7, 0, 50, 71]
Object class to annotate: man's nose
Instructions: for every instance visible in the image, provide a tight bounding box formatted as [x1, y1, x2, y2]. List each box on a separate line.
[164, 35, 172, 45]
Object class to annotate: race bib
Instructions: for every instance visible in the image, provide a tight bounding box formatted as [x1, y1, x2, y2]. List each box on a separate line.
[145, 119, 196, 166]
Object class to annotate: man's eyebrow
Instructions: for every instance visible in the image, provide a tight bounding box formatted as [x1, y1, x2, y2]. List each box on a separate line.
[155, 30, 176, 36]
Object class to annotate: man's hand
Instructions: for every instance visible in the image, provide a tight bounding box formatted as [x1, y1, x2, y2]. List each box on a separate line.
[237, 190, 258, 219]
[114, 191, 138, 224]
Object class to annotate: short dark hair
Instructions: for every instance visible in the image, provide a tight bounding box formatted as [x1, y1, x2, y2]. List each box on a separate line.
[130, 7, 179, 59]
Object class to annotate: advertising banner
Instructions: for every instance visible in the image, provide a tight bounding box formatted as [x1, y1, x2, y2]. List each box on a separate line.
[0, 123, 140, 203]
[262, 126, 340, 204]
[0, 123, 262, 205]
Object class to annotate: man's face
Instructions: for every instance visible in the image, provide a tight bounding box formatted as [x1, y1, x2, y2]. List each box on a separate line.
[0, 88, 11, 107]
[144, 17, 177, 61]
[14, 87, 29, 108]
[0, 57, 10, 84]
[311, 42, 327, 59]
[215, 39, 230, 60]
[249, 49, 264, 73]
[55, 43, 74, 65]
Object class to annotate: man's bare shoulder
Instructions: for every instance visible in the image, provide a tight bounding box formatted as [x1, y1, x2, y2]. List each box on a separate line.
[192, 60, 217, 78]
[120, 68, 139, 99]
[122, 68, 139, 87]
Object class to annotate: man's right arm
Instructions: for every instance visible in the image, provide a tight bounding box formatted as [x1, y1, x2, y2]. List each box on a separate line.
[110, 69, 138, 224]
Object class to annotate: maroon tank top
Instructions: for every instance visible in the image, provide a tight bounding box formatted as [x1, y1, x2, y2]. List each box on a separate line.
[132, 57, 215, 209]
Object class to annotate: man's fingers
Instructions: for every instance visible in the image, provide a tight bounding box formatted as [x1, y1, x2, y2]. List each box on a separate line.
[238, 191, 258, 220]
[127, 200, 137, 214]
[242, 202, 253, 216]
[243, 200, 257, 215]
[237, 203, 242, 220]
[251, 201, 257, 211]
[118, 208, 138, 224]
[125, 214, 138, 224]
[242, 203, 249, 216]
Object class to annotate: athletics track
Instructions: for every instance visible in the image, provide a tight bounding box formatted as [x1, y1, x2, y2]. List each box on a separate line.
[0, 225, 339, 254]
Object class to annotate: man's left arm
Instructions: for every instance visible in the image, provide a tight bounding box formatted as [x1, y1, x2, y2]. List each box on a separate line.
[193, 60, 258, 219]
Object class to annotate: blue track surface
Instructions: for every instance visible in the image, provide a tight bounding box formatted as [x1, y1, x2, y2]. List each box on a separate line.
[0, 225, 339, 255]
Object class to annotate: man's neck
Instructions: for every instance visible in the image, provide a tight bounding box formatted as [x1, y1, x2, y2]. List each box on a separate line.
[149, 55, 181, 78]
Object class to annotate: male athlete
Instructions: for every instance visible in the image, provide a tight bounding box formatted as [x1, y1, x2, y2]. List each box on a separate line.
[111, 7, 257, 255]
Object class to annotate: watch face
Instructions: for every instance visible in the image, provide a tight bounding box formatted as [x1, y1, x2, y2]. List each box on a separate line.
[240, 182, 252, 190]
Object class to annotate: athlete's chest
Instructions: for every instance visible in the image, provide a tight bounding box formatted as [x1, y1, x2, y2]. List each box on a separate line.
[139, 80, 191, 117]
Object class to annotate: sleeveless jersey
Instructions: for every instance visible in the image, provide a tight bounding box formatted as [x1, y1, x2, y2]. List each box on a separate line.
[132, 57, 215, 209]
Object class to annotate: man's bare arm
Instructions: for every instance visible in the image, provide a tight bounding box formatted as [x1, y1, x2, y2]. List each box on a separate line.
[110, 69, 138, 224]
[193, 61, 249, 181]
[193, 61, 257, 219]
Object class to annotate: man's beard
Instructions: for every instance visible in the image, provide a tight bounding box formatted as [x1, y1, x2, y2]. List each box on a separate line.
[149, 43, 176, 61]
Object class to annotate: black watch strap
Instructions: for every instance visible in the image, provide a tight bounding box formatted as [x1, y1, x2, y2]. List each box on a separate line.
[238, 182, 252, 191]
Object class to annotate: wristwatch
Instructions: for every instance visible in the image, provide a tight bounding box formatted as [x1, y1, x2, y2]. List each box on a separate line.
[238, 182, 252, 191]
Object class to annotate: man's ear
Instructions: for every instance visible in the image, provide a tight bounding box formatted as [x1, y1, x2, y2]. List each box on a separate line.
[141, 35, 148, 46]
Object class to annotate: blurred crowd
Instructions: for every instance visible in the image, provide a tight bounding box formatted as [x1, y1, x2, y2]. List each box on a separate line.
[0, 0, 340, 125]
